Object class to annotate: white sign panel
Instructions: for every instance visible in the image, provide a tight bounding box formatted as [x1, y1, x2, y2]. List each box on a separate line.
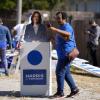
[20, 42, 52, 96]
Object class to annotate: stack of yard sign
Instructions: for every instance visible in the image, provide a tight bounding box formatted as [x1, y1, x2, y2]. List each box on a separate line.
[52, 50, 100, 77]
[71, 58, 100, 77]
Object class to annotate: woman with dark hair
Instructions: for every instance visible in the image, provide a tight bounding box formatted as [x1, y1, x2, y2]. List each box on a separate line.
[24, 11, 50, 42]
[31, 11, 42, 24]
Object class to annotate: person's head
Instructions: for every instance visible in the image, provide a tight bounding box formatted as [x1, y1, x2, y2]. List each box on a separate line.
[55, 11, 68, 24]
[31, 11, 42, 25]
[0, 18, 3, 24]
[89, 19, 97, 26]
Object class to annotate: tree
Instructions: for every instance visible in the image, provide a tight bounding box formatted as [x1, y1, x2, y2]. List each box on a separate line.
[22, 0, 49, 11]
[0, 0, 59, 11]
[0, 0, 16, 10]
[47, 0, 63, 10]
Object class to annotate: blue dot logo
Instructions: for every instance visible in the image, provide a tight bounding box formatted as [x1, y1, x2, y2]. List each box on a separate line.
[27, 50, 42, 65]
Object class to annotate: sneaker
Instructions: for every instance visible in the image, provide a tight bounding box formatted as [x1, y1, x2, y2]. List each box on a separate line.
[50, 92, 64, 99]
[66, 88, 79, 98]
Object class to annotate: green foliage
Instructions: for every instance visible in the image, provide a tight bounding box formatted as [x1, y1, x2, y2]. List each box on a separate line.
[32, 0, 49, 10]
[0, 0, 62, 11]
[47, 0, 63, 10]
[22, 0, 49, 11]
[0, 0, 16, 10]
[47, 0, 57, 10]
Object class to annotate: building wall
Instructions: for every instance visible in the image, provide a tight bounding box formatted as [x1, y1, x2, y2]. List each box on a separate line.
[87, 0, 100, 12]
[64, 0, 100, 13]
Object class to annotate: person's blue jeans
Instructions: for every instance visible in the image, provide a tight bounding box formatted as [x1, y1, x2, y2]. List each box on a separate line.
[56, 56, 77, 93]
[0, 48, 8, 73]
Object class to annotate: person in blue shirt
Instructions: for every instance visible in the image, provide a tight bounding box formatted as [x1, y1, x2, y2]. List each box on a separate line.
[48, 12, 79, 98]
[0, 18, 12, 76]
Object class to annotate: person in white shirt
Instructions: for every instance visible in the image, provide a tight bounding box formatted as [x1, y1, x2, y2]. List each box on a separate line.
[12, 22, 25, 48]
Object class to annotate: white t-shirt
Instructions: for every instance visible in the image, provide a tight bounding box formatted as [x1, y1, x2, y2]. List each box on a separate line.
[13, 24, 25, 41]
[33, 24, 39, 35]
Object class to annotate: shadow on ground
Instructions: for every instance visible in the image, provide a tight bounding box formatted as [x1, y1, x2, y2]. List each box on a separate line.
[0, 91, 50, 98]
[0, 91, 20, 97]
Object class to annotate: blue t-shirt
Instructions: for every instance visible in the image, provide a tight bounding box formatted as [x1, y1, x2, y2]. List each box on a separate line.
[0, 41, 6, 48]
[0, 25, 11, 48]
[55, 23, 76, 59]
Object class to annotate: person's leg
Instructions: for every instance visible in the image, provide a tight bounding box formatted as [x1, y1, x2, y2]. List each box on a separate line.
[53, 58, 67, 97]
[87, 43, 96, 65]
[91, 49, 98, 66]
[88, 43, 98, 66]
[65, 63, 77, 91]
[56, 59, 66, 93]
[0, 49, 2, 67]
[1, 48, 8, 75]
[65, 58, 79, 97]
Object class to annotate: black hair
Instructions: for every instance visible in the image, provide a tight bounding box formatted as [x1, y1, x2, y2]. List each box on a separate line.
[31, 11, 42, 24]
[89, 19, 95, 25]
[56, 11, 68, 20]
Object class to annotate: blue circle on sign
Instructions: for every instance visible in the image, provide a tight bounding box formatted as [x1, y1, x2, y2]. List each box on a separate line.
[27, 50, 42, 65]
